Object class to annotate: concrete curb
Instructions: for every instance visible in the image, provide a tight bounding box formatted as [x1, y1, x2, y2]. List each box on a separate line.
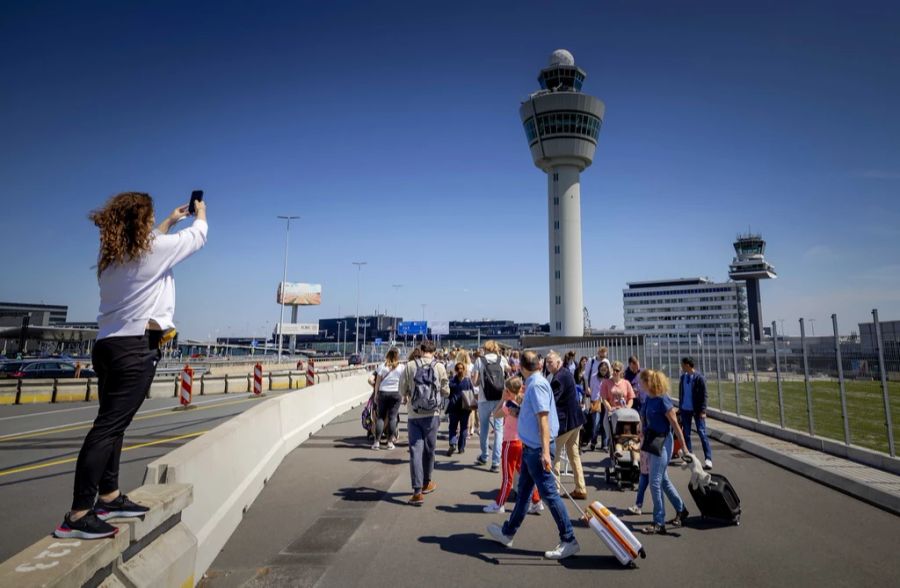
[707, 426, 900, 516]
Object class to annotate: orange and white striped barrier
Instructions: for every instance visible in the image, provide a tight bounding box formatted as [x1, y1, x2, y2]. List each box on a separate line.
[306, 358, 315, 388]
[253, 363, 263, 396]
[180, 364, 194, 406]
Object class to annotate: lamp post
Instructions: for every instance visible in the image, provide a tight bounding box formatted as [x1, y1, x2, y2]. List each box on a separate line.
[276, 215, 300, 362]
[352, 262, 367, 353]
[392, 284, 403, 342]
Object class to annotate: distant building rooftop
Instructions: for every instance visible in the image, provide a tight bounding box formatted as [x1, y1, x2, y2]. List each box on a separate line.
[626, 277, 711, 289]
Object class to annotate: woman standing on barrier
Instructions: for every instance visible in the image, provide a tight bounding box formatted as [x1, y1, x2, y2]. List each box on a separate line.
[373, 347, 405, 450]
[55, 192, 207, 539]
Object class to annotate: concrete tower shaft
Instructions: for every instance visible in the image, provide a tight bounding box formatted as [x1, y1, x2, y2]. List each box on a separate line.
[520, 50, 605, 336]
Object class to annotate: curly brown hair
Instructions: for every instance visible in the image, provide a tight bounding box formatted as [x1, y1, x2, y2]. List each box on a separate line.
[89, 192, 155, 278]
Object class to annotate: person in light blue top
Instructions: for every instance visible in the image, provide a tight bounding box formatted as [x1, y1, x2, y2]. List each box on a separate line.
[486, 351, 579, 561]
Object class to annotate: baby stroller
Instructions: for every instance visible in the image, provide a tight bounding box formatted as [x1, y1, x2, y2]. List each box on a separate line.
[604, 408, 642, 490]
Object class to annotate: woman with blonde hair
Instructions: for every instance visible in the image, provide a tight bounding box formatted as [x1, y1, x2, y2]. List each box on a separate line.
[638, 369, 689, 535]
[55, 192, 207, 539]
[373, 347, 405, 450]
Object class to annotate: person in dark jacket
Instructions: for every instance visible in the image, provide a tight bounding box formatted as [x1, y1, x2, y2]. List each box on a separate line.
[678, 357, 713, 470]
[546, 351, 587, 499]
[446, 362, 474, 456]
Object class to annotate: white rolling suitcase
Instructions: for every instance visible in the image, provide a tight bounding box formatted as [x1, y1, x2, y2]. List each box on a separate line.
[553, 473, 646, 567]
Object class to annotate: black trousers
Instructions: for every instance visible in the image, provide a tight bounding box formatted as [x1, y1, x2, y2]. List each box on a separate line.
[375, 392, 401, 441]
[72, 332, 160, 510]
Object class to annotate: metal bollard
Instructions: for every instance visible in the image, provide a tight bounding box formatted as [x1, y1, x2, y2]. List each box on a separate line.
[800, 318, 815, 436]
[750, 324, 760, 422]
[731, 327, 740, 416]
[773, 321, 785, 428]
[872, 309, 895, 457]
[832, 314, 851, 446]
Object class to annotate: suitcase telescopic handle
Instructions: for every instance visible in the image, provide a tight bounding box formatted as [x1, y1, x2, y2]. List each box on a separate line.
[550, 470, 590, 519]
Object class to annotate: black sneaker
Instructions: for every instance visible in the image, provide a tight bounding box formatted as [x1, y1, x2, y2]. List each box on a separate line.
[490, 464, 500, 473]
[641, 523, 668, 535]
[54, 511, 118, 539]
[95, 494, 149, 520]
[668, 508, 689, 528]
[475, 456, 487, 466]
[447, 446, 456, 457]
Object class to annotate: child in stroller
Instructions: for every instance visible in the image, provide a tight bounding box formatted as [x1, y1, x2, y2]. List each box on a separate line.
[604, 408, 642, 489]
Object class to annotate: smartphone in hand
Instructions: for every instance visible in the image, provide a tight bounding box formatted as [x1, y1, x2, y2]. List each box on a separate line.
[189, 190, 204, 215]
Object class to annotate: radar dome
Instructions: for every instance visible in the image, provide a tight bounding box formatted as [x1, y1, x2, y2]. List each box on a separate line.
[549, 49, 575, 67]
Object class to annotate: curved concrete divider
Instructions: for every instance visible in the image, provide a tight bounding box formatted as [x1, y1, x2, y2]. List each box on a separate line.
[0, 380, 17, 405]
[18, 379, 56, 404]
[143, 368, 370, 584]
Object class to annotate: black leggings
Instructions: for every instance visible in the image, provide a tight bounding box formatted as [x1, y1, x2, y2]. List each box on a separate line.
[72, 332, 160, 510]
[375, 392, 401, 441]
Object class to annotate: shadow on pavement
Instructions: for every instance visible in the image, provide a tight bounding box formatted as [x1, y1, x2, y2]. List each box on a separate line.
[435, 503, 490, 514]
[349, 456, 406, 466]
[419, 532, 552, 566]
[557, 554, 634, 571]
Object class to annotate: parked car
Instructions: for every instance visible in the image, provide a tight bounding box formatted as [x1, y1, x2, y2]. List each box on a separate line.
[0, 361, 24, 378]
[348, 354, 363, 366]
[5, 360, 96, 379]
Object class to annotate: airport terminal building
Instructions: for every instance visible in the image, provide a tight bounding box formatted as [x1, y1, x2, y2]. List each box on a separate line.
[623, 277, 749, 339]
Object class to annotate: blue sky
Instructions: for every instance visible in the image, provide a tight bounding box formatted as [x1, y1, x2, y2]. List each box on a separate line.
[1, 0, 898, 339]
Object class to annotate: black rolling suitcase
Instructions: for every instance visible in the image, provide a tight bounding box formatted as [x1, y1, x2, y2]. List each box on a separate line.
[689, 473, 741, 525]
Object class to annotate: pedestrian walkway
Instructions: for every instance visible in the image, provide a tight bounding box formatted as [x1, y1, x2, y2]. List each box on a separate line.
[707, 420, 900, 515]
[201, 407, 900, 588]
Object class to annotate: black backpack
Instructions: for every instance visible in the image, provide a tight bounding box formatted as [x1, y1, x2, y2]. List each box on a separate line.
[410, 359, 441, 412]
[482, 356, 505, 401]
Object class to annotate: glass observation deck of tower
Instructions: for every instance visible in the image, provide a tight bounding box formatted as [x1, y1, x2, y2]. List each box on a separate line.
[729, 233, 777, 280]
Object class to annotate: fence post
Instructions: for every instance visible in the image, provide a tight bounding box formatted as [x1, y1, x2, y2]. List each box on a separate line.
[873, 309, 895, 457]
[666, 334, 671, 380]
[773, 321, 785, 428]
[800, 318, 815, 437]
[832, 314, 851, 446]
[732, 327, 740, 416]
[750, 324, 760, 422]
[716, 329, 722, 410]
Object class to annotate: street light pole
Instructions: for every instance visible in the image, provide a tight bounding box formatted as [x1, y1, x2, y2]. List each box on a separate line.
[276, 215, 300, 363]
[352, 261, 367, 354]
[391, 284, 403, 343]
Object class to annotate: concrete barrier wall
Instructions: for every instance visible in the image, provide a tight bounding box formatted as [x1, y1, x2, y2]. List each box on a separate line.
[0, 380, 17, 405]
[200, 375, 227, 395]
[18, 379, 55, 404]
[147, 378, 177, 399]
[144, 370, 370, 583]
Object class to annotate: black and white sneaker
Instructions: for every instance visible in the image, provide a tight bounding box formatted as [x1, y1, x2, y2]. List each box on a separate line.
[94, 494, 149, 520]
[54, 511, 118, 539]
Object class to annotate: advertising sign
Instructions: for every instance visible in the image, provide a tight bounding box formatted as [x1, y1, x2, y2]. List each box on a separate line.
[397, 321, 428, 336]
[429, 321, 450, 336]
[275, 323, 320, 336]
[277, 283, 322, 306]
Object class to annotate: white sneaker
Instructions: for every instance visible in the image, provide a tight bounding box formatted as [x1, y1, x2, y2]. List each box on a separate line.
[483, 502, 505, 513]
[486, 523, 513, 547]
[386, 442, 396, 450]
[627, 505, 642, 515]
[704, 459, 713, 470]
[371, 443, 380, 450]
[544, 539, 580, 560]
[528, 501, 545, 515]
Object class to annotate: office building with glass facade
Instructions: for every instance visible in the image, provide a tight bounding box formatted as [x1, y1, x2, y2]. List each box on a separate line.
[623, 278, 749, 339]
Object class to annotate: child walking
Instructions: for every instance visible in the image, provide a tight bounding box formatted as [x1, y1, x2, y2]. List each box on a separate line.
[483, 377, 543, 514]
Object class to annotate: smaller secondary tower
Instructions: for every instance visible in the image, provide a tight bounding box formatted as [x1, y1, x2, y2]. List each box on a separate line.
[520, 49, 605, 336]
[728, 233, 776, 341]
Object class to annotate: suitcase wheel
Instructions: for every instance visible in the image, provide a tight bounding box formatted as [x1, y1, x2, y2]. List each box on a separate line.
[734, 515, 741, 526]
[639, 547, 647, 559]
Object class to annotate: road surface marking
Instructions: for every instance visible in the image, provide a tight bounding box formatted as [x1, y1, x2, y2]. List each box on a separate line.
[0, 430, 208, 477]
[0, 395, 266, 442]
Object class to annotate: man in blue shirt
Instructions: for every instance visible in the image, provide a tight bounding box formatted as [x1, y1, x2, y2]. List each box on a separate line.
[679, 357, 712, 470]
[486, 351, 579, 560]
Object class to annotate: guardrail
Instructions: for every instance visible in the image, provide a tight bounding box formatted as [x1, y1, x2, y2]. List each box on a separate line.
[0, 361, 375, 406]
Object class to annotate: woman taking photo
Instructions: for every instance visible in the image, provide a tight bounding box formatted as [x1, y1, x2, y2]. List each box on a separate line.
[372, 347, 405, 450]
[55, 192, 207, 539]
[638, 369, 689, 535]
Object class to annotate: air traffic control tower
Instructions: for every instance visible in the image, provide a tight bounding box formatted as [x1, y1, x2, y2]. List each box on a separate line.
[729, 233, 777, 341]
[520, 49, 605, 336]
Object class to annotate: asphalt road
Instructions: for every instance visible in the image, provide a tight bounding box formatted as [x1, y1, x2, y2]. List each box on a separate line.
[0, 390, 290, 562]
[205, 405, 900, 588]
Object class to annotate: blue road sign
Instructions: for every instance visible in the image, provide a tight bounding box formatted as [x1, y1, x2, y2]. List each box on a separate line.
[374, 338, 383, 345]
[398, 321, 428, 336]
[251, 339, 258, 348]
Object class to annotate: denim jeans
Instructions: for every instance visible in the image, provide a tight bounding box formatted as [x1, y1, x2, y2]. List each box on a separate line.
[635, 473, 649, 507]
[501, 443, 575, 544]
[408, 416, 439, 492]
[447, 409, 471, 451]
[680, 410, 712, 460]
[590, 410, 605, 446]
[478, 400, 504, 465]
[648, 433, 685, 526]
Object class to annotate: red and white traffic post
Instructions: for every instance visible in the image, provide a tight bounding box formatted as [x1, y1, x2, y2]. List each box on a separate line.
[306, 358, 315, 388]
[253, 362, 263, 396]
[180, 364, 193, 407]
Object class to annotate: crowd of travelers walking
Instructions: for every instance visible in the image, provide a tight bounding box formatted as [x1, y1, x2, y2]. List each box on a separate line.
[366, 339, 715, 559]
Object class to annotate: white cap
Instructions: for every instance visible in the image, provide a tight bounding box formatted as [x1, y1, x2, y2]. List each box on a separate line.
[549, 49, 575, 67]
